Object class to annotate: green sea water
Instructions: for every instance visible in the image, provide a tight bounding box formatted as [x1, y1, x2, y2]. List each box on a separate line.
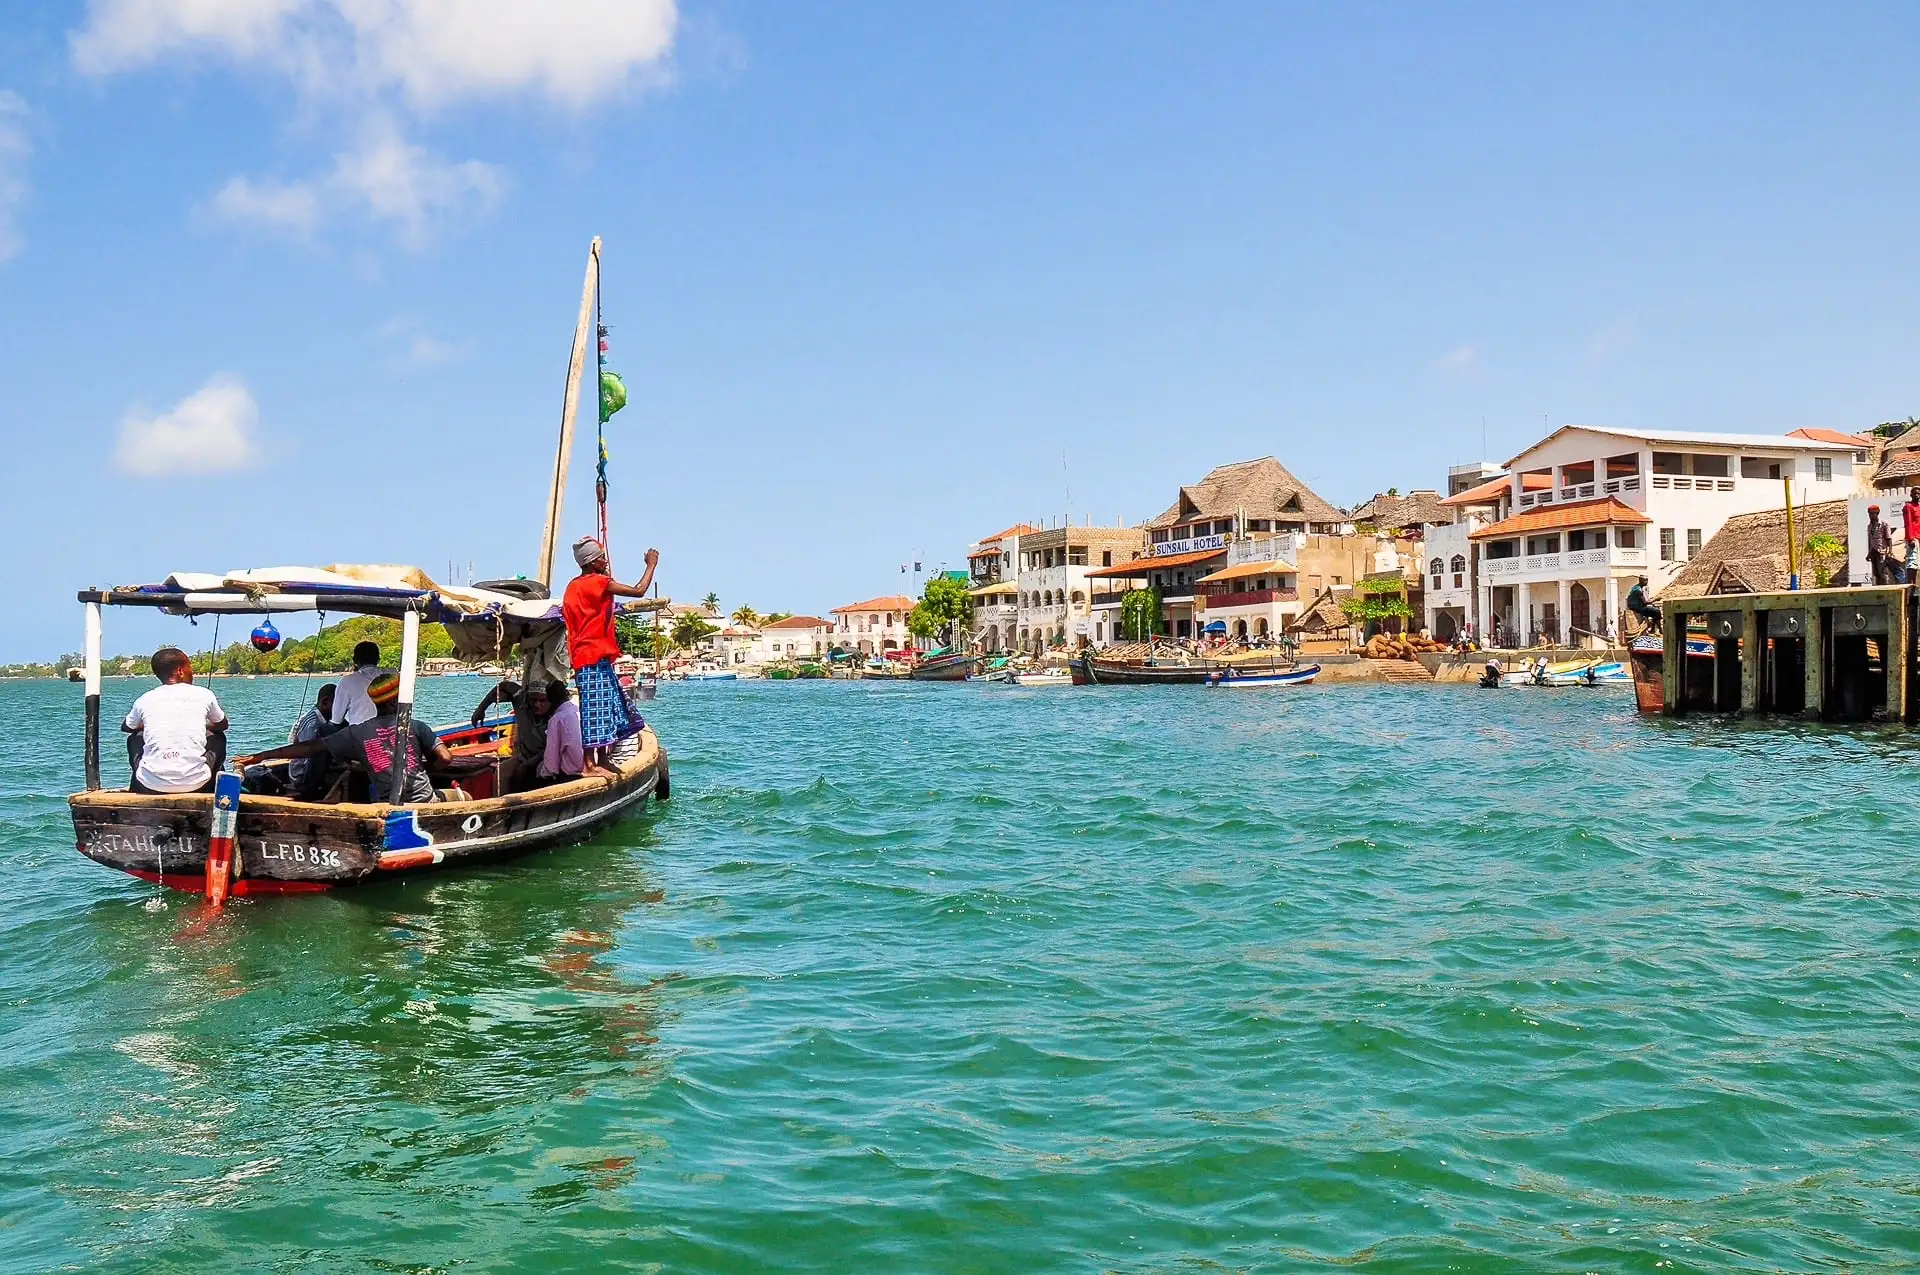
[2, 674, 1917, 1272]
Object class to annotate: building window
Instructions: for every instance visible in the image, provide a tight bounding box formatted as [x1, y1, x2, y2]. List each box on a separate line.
[1450, 555, 1466, 573]
[1741, 457, 1783, 480]
[1690, 454, 1730, 478]
[1616, 528, 1638, 548]
[1659, 528, 1675, 561]
[1686, 529, 1702, 558]
[1815, 456, 1833, 482]
[1652, 452, 1684, 476]
[1102, 550, 1112, 567]
[1429, 557, 1444, 576]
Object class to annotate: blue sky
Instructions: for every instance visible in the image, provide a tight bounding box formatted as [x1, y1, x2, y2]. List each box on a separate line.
[4, 2, 1920, 658]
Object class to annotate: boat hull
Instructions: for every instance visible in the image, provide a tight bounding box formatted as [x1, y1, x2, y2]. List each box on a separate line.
[1085, 655, 1303, 685]
[1205, 664, 1320, 687]
[910, 654, 977, 681]
[70, 730, 668, 894]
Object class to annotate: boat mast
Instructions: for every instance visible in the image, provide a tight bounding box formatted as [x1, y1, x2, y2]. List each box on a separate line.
[537, 237, 604, 590]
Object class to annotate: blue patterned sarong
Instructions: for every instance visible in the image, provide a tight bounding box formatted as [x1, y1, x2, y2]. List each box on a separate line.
[576, 657, 641, 749]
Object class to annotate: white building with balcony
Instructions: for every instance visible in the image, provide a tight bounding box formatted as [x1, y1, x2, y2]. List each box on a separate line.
[1469, 424, 1860, 646]
[830, 595, 916, 654]
[965, 522, 1036, 651]
[755, 615, 833, 661]
[1014, 524, 1145, 651]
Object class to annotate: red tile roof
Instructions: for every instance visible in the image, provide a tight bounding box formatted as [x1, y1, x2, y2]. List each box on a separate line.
[1788, 427, 1873, 447]
[978, 523, 1040, 544]
[1083, 547, 1227, 577]
[1439, 475, 1511, 506]
[764, 615, 830, 629]
[830, 595, 915, 613]
[1469, 496, 1652, 540]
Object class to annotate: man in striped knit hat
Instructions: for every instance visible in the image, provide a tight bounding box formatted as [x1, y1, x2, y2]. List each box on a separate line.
[564, 536, 658, 775]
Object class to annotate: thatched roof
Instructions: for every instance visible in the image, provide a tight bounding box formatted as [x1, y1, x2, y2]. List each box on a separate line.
[1350, 489, 1452, 531]
[1659, 499, 1850, 599]
[1148, 457, 1345, 528]
[1287, 586, 1351, 633]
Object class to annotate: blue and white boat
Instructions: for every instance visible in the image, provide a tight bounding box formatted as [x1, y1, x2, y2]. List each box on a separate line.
[1204, 664, 1320, 688]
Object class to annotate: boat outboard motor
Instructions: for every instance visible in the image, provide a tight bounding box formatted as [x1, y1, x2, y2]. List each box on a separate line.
[1479, 659, 1502, 688]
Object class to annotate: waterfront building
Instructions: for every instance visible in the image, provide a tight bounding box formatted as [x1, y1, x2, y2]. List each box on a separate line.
[1447, 460, 1503, 495]
[715, 625, 761, 668]
[965, 523, 1036, 651]
[831, 595, 916, 655]
[1014, 523, 1147, 651]
[756, 615, 833, 662]
[1083, 456, 1350, 640]
[1469, 424, 1860, 646]
[1420, 477, 1510, 641]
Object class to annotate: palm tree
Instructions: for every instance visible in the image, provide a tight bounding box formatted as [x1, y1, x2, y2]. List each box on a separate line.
[702, 591, 720, 615]
[671, 612, 718, 653]
[731, 605, 761, 629]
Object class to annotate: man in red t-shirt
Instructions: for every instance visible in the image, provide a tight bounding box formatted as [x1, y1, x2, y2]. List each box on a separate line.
[1902, 488, 1920, 581]
[563, 536, 659, 771]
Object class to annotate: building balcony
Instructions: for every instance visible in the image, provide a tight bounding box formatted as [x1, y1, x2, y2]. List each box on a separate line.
[1091, 591, 1128, 609]
[1197, 588, 1300, 610]
[1481, 546, 1648, 581]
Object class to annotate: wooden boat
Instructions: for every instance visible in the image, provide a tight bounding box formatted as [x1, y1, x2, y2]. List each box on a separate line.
[1204, 664, 1320, 688]
[1084, 644, 1306, 686]
[71, 733, 666, 895]
[909, 651, 977, 681]
[1626, 633, 1713, 713]
[1501, 658, 1631, 687]
[1013, 668, 1073, 687]
[67, 237, 673, 903]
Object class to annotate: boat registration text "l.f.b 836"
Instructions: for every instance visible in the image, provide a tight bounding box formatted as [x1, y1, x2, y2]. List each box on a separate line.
[257, 841, 343, 869]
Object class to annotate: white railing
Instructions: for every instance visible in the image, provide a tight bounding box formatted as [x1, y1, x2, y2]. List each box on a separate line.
[1559, 483, 1596, 501]
[1604, 476, 1641, 494]
[1486, 546, 1648, 579]
[1566, 549, 1606, 567]
[1524, 554, 1562, 571]
[1485, 558, 1520, 575]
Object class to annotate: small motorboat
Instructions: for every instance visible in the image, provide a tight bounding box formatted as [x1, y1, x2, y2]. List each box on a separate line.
[1204, 664, 1320, 688]
[682, 667, 738, 681]
[1013, 668, 1073, 687]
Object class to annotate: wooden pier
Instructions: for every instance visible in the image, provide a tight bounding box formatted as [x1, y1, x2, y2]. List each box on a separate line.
[1660, 585, 1913, 723]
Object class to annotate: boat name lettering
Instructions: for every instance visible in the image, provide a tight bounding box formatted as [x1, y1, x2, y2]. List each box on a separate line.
[257, 840, 342, 868]
[1154, 534, 1226, 557]
[89, 831, 195, 856]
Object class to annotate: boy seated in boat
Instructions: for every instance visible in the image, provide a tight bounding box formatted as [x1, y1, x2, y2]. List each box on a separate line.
[236, 674, 455, 804]
[122, 647, 229, 795]
[564, 536, 657, 773]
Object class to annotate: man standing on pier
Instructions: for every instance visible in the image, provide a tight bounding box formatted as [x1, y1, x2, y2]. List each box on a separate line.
[1902, 488, 1920, 581]
[564, 536, 658, 774]
[1867, 505, 1895, 585]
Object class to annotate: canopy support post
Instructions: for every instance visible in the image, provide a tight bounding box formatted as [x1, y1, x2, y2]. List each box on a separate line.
[538, 237, 602, 590]
[83, 602, 102, 791]
[389, 606, 422, 805]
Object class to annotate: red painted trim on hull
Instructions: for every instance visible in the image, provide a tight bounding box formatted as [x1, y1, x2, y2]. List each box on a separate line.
[127, 869, 333, 896]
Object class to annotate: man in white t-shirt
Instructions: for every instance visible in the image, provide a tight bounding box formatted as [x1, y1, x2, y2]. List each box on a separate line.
[122, 647, 230, 794]
[329, 641, 385, 726]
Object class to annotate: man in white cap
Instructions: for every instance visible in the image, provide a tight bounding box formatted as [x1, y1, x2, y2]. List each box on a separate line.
[563, 535, 659, 772]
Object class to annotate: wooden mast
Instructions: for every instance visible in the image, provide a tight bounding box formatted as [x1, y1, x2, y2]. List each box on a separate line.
[538, 237, 603, 590]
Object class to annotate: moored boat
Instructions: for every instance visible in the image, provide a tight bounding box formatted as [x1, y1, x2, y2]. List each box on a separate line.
[1204, 664, 1320, 688]
[909, 650, 977, 681]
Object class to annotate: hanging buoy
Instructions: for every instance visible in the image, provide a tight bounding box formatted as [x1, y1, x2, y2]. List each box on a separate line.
[250, 619, 282, 653]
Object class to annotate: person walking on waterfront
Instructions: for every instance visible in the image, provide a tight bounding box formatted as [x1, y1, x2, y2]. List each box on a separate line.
[1867, 505, 1895, 585]
[1901, 488, 1920, 581]
[122, 647, 229, 794]
[564, 535, 658, 769]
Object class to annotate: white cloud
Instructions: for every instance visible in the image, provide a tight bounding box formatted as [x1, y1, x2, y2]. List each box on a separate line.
[113, 375, 263, 476]
[72, 0, 677, 108]
[210, 174, 323, 235]
[72, 0, 672, 244]
[1431, 343, 1480, 375]
[208, 122, 501, 243]
[376, 313, 463, 367]
[0, 91, 31, 263]
[1585, 316, 1638, 364]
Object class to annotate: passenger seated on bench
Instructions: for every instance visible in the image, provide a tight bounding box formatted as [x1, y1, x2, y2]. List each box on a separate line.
[236, 674, 454, 804]
[123, 647, 229, 794]
[471, 678, 547, 792]
[288, 684, 338, 800]
[1625, 576, 1662, 635]
[522, 681, 590, 789]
